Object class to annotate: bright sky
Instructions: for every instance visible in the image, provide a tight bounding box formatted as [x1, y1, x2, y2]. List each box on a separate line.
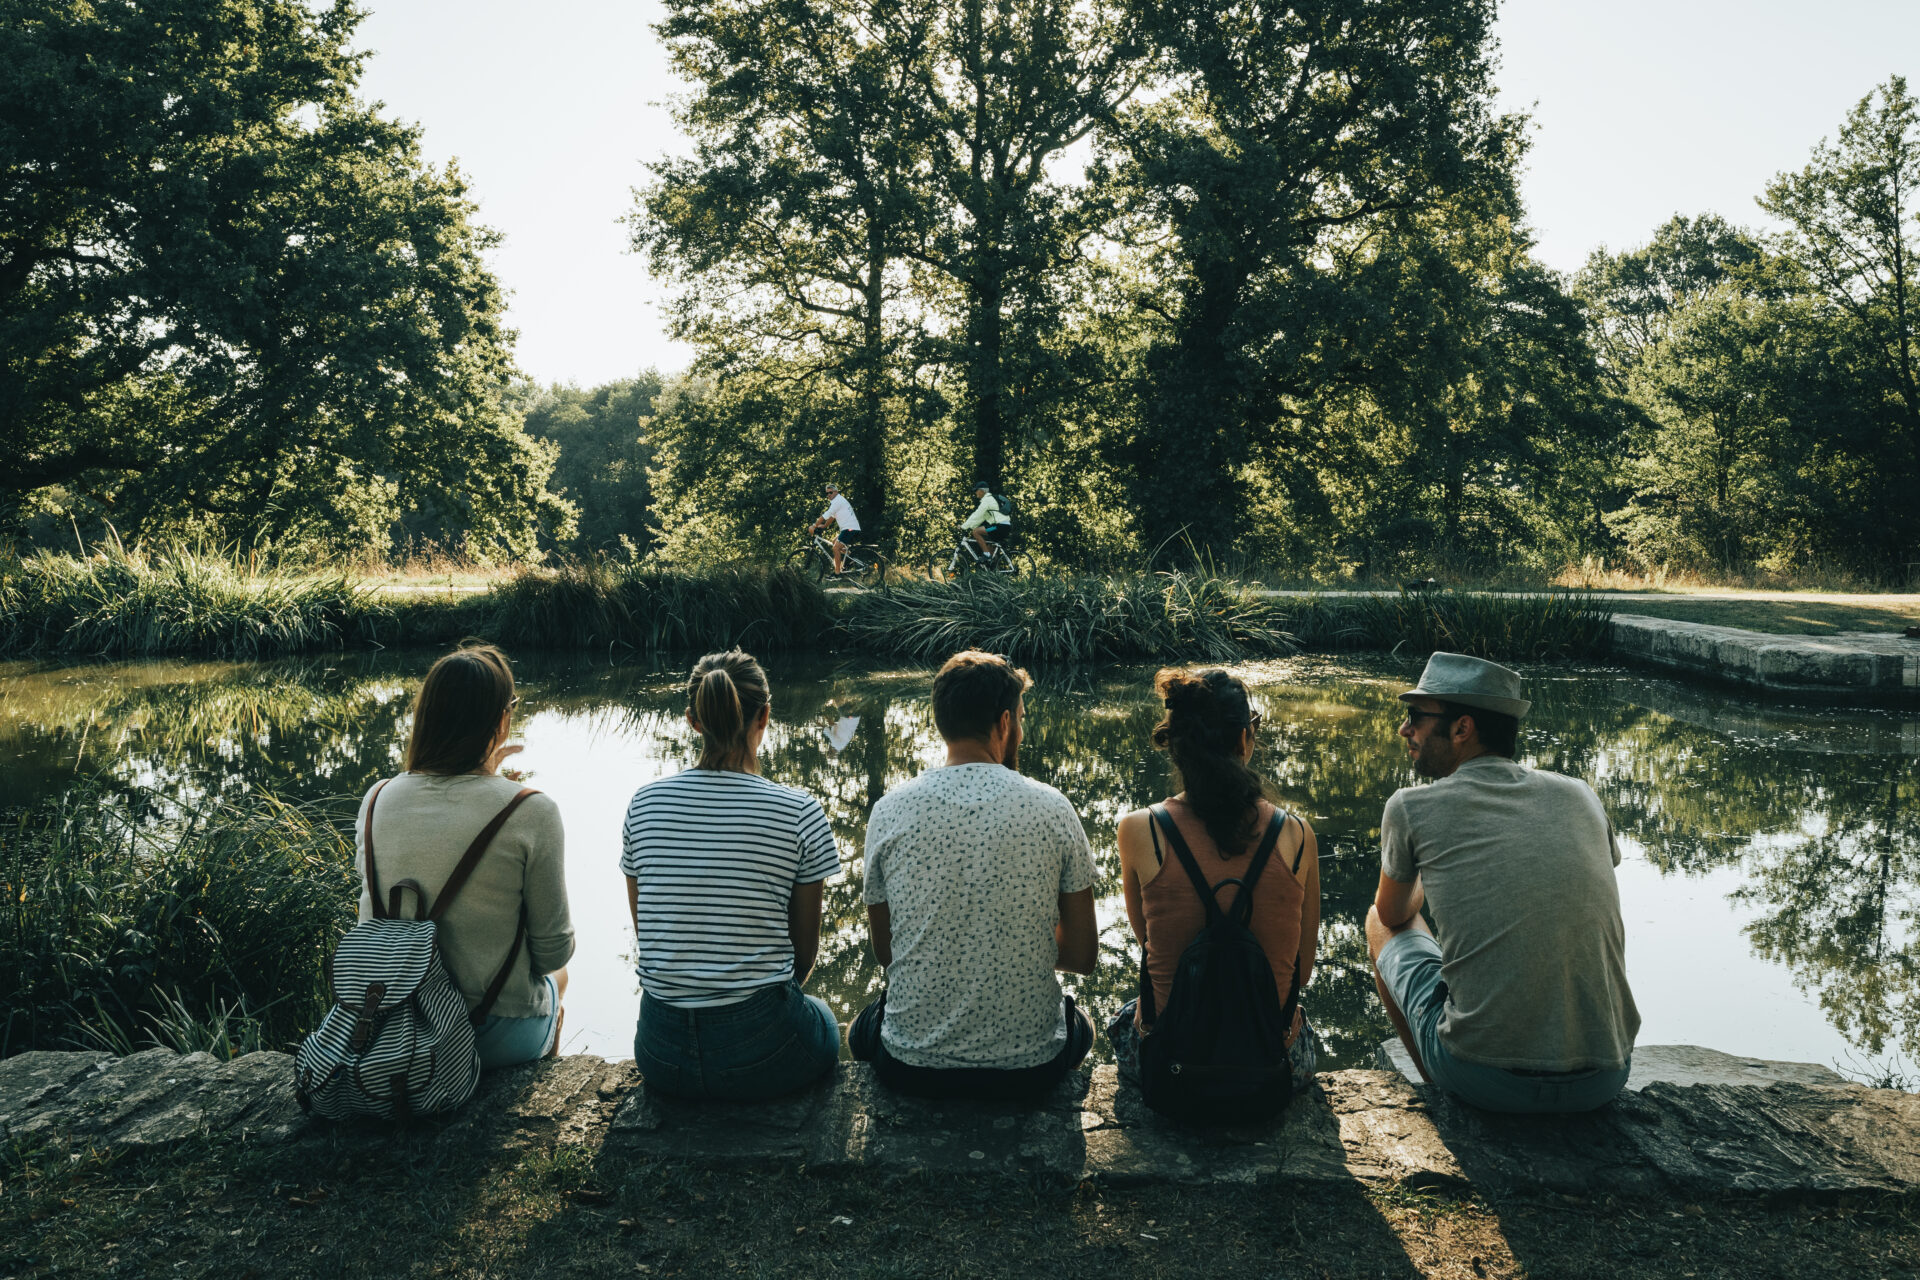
[350, 0, 1920, 389]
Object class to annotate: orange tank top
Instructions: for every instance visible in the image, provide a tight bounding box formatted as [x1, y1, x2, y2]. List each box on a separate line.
[1136, 799, 1306, 1038]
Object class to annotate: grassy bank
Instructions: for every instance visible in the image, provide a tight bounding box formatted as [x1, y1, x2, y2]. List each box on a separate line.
[0, 547, 834, 660]
[1, 547, 1618, 663]
[0, 791, 354, 1058]
[1280, 590, 1617, 660]
[838, 572, 1297, 662]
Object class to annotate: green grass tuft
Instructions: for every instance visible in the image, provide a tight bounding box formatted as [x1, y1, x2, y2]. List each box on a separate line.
[839, 571, 1297, 663]
[0, 542, 386, 659]
[0, 791, 357, 1057]
[1277, 590, 1615, 661]
[480, 558, 833, 652]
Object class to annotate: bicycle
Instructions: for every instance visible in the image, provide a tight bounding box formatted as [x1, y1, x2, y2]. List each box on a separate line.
[927, 528, 1028, 579]
[787, 529, 884, 584]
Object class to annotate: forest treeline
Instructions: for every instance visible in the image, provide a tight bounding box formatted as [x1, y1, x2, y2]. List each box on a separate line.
[6, 0, 1918, 580]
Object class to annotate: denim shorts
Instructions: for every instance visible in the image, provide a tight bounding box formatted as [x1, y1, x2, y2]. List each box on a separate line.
[1376, 930, 1629, 1113]
[1105, 997, 1321, 1095]
[474, 974, 560, 1070]
[636, 980, 840, 1102]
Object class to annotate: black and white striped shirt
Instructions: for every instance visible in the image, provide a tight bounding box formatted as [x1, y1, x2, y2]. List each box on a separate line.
[620, 770, 841, 1007]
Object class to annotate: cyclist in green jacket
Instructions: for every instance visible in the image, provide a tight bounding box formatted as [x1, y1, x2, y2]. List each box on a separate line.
[961, 482, 1011, 559]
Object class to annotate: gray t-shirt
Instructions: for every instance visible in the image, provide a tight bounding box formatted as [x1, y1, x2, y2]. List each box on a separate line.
[863, 764, 1096, 1070]
[1381, 755, 1640, 1072]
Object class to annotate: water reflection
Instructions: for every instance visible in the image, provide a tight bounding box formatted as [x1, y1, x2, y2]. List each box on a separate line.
[3, 653, 1916, 1069]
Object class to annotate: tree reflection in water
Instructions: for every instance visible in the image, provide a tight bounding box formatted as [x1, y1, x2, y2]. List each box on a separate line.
[2, 652, 1914, 1068]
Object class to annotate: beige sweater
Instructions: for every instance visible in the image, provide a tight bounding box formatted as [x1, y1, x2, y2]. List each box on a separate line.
[354, 773, 574, 1020]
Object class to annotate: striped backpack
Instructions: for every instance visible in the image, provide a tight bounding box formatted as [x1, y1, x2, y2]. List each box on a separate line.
[294, 779, 537, 1121]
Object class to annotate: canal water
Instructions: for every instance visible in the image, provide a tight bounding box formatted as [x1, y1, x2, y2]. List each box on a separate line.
[3, 651, 1916, 1077]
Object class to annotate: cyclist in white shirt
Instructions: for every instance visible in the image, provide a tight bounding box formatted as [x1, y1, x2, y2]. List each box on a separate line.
[809, 483, 862, 575]
[961, 482, 1010, 559]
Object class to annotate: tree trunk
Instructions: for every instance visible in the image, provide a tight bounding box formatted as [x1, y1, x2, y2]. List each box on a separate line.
[857, 241, 891, 541]
[969, 260, 1005, 486]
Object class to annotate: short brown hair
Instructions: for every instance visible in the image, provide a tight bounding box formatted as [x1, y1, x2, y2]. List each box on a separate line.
[931, 650, 1032, 742]
[406, 642, 516, 775]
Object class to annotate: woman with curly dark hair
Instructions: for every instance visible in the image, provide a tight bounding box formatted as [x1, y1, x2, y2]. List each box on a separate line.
[1107, 668, 1322, 1102]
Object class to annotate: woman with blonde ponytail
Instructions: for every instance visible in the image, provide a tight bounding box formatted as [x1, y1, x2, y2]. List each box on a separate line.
[1107, 669, 1323, 1100]
[618, 650, 843, 1099]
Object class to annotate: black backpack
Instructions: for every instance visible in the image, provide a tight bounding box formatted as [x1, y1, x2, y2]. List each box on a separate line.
[1135, 805, 1303, 1125]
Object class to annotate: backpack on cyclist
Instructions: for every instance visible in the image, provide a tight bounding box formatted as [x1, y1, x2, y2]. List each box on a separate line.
[992, 491, 1013, 519]
[294, 780, 537, 1121]
[1134, 804, 1302, 1126]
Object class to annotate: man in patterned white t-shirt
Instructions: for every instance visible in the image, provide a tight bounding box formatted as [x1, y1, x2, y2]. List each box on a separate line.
[850, 649, 1099, 1099]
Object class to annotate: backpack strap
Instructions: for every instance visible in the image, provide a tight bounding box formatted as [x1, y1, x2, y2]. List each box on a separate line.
[470, 907, 528, 1026]
[429, 788, 538, 921]
[1149, 804, 1224, 927]
[1230, 810, 1288, 928]
[430, 788, 539, 1025]
[362, 778, 395, 919]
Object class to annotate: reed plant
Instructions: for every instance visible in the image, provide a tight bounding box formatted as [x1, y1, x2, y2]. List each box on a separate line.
[479, 558, 834, 652]
[1279, 589, 1615, 660]
[838, 571, 1297, 663]
[0, 791, 356, 1057]
[0, 541, 385, 658]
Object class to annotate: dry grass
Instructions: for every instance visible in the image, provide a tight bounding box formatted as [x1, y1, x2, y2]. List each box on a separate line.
[1552, 555, 1912, 595]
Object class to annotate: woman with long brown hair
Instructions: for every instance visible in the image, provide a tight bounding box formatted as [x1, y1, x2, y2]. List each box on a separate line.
[354, 643, 573, 1067]
[1108, 668, 1322, 1098]
[619, 649, 842, 1100]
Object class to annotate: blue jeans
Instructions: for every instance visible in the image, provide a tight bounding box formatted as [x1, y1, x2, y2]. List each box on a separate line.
[1376, 931, 1630, 1113]
[635, 981, 840, 1101]
[474, 974, 560, 1070]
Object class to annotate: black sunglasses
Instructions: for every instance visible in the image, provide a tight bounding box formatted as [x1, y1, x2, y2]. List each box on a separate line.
[1402, 708, 1455, 725]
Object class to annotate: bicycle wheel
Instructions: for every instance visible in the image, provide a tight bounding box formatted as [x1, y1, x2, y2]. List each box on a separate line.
[843, 548, 880, 585]
[787, 548, 826, 583]
[998, 549, 1030, 576]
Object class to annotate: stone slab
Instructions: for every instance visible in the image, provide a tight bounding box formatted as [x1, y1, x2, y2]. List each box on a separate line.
[1375, 1040, 1851, 1092]
[5, 1048, 1917, 1198]
[1611, 614, 1920, 700]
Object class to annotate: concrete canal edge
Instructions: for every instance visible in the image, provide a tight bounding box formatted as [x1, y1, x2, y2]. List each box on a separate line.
[5, 1047, 1917, 1198]
[1610, 613, 1920, 701]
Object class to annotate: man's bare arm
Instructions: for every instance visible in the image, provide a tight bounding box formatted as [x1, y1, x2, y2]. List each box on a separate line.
[1373, 871, 1425, 930]
[1055, 888, 1097, 974]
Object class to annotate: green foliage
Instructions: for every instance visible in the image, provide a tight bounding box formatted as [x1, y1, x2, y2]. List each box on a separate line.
[1581, 79, 1920, 580]
[838, 572, 1297, 663]
[514, 376, 663, 553]
[1, 0, 572, 557]
[1279, 590, 1615, 662]
[0, 790, 356, 1056]
[481, 559, 834, 653]
[0, 541, 383, 658]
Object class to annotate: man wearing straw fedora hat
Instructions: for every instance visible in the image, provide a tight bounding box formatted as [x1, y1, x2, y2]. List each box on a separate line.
[1366, 652, 1640, 1113]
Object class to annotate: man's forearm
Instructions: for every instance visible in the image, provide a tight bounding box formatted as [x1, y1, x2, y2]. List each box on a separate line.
[1374, 875, 1425, 928]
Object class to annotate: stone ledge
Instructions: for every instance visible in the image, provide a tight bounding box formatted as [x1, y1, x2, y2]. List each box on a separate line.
[1374, 1040, 1853, 1093]
[3, 1048, 1915, 1198]
[1611, 614, 1920, 700]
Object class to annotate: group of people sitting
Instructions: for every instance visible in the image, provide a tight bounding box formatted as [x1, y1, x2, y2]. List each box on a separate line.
[356, 642, 1640, 1118]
